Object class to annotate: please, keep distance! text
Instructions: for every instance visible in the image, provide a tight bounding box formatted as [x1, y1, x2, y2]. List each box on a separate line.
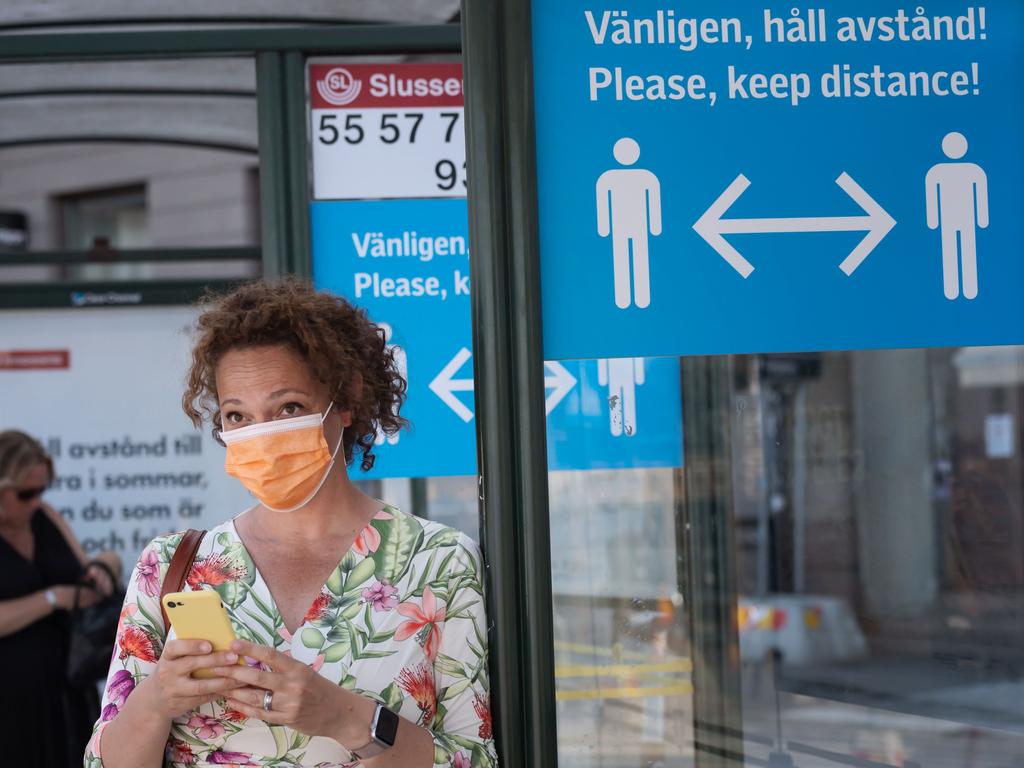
[353, 270, 470, 302]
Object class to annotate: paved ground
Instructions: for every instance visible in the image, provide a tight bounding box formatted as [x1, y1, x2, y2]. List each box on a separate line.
[554, 656, 1024, 768]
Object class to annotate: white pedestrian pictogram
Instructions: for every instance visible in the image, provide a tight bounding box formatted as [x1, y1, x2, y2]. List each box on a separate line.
[598, 357, 645, 437]
[375, 322, 407, 445]
[926, 131, 989, 300]
[596, 138, 662, 309]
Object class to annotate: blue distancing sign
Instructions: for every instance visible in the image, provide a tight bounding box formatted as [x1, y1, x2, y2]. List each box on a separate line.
[311, 199, 683, 478]
[532, 1, 1023, 360]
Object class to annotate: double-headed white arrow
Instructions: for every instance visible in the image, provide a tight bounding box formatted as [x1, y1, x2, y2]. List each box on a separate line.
[693, 172, 896, 278]
[428, 348, 578, 423]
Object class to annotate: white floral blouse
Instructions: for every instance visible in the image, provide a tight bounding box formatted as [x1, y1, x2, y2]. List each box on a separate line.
[85, 506, 496, 768]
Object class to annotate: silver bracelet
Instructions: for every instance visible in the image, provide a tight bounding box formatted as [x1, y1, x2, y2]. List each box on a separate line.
[44, 589, 57, 610]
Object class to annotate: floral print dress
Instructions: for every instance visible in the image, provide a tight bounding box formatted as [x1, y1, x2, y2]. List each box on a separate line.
[85, 506, 496, 768]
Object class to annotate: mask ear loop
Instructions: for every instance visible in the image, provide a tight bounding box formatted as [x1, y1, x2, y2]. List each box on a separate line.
[263, 416, 345, 514]
[321, 400, 335, 422]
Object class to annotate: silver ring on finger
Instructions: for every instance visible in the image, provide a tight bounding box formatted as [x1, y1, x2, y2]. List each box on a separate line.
[263, 689, 274, 712]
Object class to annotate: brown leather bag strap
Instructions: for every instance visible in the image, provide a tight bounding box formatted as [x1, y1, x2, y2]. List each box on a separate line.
[159, 528, 206, 630]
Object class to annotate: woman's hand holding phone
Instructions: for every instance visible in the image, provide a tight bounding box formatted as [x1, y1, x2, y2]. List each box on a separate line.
[152, 590, 247, 719]
[150, 639, 245, 720]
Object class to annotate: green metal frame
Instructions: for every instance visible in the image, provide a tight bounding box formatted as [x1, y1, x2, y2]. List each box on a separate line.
[0, 247, 258, 266]
[682, 359, 745, 766]
[0, 278, 242, 309]
[461, 3, 558, 767]
[0, 25, 462, 62]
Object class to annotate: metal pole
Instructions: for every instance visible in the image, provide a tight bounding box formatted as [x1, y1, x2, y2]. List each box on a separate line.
[461, 1, 559, 766]
[0, 25, 462, 62]
[256, 52, 289, 278]
[683, 356, 746, 767]
[283, 51, 312, 279]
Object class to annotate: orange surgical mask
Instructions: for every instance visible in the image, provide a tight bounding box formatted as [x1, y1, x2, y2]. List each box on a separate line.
[221, 402, 343, 512]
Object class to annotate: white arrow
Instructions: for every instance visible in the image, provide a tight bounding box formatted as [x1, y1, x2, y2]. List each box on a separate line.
[429, 347, 475, 423]
[429, 350, 578, 423]
[693, 172, 896, 278]
[544, 361, 577, 415]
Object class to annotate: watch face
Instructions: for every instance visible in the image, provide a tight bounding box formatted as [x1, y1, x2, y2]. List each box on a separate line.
[375, 706, 400, 746]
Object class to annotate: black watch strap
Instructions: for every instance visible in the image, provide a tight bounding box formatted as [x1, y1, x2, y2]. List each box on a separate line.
[350, 703, 399, 760]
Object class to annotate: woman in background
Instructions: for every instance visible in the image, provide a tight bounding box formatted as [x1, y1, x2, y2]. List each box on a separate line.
[0, 430, 121, 768]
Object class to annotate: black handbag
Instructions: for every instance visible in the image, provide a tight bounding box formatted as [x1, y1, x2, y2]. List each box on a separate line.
[66, 560, 126, 686]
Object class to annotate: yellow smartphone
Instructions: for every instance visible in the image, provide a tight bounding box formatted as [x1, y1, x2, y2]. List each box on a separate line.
[163, 590, 241, 679]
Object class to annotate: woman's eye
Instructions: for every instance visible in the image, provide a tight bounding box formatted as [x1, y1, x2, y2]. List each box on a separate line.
[282, 402, 305, 416]
[224, 411, 242, 424]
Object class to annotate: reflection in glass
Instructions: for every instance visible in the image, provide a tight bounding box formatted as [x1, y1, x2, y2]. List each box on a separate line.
[549, 350, 1024, 768]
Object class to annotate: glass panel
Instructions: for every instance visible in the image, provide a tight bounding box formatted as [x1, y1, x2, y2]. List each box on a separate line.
[369, 477, 480, 543]
[548, 361, 692, 768]
[548, 348, 1024, 768]
[0, 58, 261, 287]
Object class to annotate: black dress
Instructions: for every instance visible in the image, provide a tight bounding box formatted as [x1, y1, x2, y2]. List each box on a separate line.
[0, 508, 94, 768]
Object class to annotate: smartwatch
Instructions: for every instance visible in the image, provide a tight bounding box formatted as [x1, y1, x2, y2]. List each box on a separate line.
[349, 703, 399, 760]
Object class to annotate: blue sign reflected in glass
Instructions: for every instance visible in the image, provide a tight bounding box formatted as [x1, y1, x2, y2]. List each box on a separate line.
[532, 1, 1024, 360]
[311, 199, 684, 478]
[546, 357, 683, 471]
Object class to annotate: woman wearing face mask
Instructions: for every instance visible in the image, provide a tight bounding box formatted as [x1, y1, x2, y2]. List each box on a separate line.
[0, 430, 121, 768]
[87, 279, 496, 768]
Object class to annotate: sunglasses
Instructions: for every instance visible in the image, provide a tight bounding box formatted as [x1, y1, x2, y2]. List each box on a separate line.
[15, 486, 46, 502]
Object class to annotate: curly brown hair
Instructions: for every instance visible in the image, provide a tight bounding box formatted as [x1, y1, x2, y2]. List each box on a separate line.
[182, 278, 407, 472]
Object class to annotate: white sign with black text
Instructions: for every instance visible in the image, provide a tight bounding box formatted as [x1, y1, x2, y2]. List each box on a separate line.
[309, 62, 466, 201]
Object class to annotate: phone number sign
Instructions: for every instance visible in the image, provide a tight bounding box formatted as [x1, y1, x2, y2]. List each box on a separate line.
[309, 62, 466, 200]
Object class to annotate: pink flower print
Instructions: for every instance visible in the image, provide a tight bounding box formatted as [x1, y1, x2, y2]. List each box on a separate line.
[304, 590, 332, 623]
[352, 524, 381, 556]
[207, 751, 259, 766]
[395, 585, 446, 661]
[135, 547, 160, 596]
[167, 740, 196, 764]
[473, 693, 493, 740]
[397, 663, 437, 726]
[352, 508, 394, 555]
[118, 625, 160, 663]
[106, 669, 135, 706]
[362, 580, 399, 612]
[187, 713, 226, 740]
[311, 653, 326, 672]
[101, 703, 118, 722]
[452, 752, 472, 768]
[87, 728, 103, 757]
[187, 552, 248, 590]
[277, 625, 293, 644]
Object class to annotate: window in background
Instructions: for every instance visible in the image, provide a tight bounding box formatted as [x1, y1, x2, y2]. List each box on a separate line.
[58, 184, 150, 251]
[0, 58, 262, 291]
[54, 184, 149, 281]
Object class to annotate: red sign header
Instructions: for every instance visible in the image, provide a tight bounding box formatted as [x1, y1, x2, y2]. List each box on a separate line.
[0, 349, 70, 371]
[309, 62, 463, 109]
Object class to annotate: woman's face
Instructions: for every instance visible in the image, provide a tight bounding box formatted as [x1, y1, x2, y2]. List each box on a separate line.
[0, 461, 50, 525]
[215, 345, 351, 440]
